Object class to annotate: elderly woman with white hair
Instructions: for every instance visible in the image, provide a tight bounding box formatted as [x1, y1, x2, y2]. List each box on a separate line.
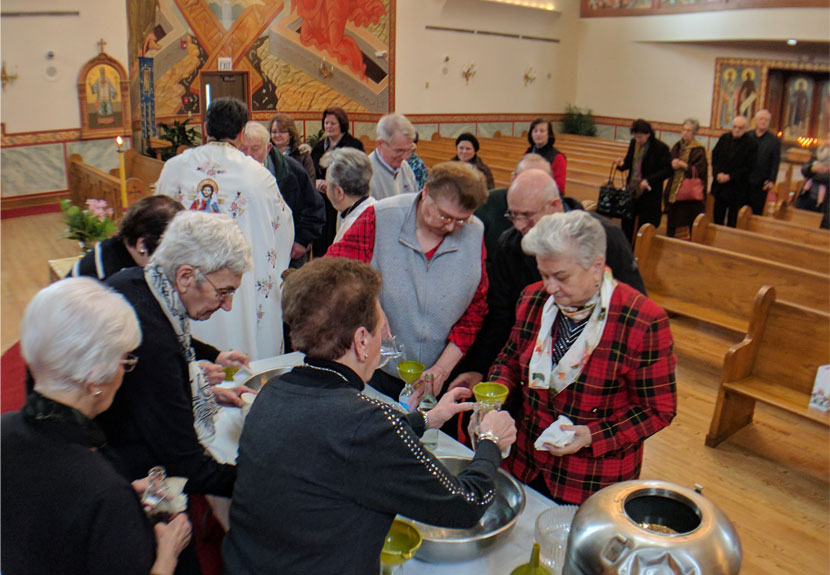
[2, 278, 192, 575]
[321, 147, 376, 242]
[98, 211, 252, 508]
[488, 210, 677, 505]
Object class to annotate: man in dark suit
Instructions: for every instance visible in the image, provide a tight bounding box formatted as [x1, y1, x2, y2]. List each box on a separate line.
[747, 109, 781, 215]
[711, 115, 758, 227]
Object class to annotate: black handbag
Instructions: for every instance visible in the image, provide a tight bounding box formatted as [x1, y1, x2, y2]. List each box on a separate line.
[597, 163, 634, 219]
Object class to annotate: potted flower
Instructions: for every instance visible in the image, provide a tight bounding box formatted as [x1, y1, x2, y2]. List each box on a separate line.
[60, 199, 116, 254]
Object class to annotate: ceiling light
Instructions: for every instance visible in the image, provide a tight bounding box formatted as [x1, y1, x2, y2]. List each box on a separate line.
[787, 39, 798, 46]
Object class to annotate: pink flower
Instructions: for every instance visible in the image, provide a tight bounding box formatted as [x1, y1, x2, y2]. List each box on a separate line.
[85, 199, 113, 221]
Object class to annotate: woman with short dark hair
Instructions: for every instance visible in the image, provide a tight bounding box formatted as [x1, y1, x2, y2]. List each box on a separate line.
[309, 107, 366, 256]
[452, 132, 495, 190]
[526, 118, 567, 194]
[223, 257, 516, 575]
[70, 195, 184, 280]
[615, 119, 672, 243]
[269, 113, 315, 180]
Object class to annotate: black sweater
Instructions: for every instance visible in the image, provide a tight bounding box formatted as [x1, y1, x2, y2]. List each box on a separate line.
[99, 267, 236, 496]
[223, 358, 502, 575]
[69, 236, 137, 280]
[2, 394, 156, 575]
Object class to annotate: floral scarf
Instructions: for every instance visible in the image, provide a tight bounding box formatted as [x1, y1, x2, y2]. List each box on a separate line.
[144, 262, 219, 444]
[667, 139, 705, 204]
[529, 268, 617, 394]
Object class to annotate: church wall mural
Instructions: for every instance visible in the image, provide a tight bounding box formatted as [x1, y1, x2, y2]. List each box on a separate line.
[127, 0, 393, 144]
[711, 58, 830, 143]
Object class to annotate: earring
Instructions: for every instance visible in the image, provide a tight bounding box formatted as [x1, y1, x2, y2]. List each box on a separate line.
[362, 354, 368, 361]
[138, 248, 147, 255]
[94, 389, 103, 396]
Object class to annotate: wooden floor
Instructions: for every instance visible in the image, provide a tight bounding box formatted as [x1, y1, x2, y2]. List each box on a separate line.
[2, 212, 828, 574]
[1, 212, 80, 353]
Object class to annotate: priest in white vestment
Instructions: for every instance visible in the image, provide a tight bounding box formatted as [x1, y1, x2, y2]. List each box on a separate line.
[156, 97, 294, 361]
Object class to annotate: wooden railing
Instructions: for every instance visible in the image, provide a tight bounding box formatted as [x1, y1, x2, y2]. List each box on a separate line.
[68, 151, 163, 215]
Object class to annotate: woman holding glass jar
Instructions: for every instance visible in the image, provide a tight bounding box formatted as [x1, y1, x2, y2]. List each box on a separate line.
[2, 278, 192, 575]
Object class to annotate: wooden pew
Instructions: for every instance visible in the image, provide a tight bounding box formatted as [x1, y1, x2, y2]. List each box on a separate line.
[117, 149, 164, 192]
[69, 152, 158, 216]
[705, 285, 830, 447]
[690, 213, 830, 274]
[773, 200, 824, 229]
[736, 205, 830, 247]
[634, 223, 830, 333]
[68, 154, 129, 216]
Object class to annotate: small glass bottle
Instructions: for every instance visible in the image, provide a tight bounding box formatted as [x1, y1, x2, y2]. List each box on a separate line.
[141, 466, 173, 524]
[418, 374, 439, 450]
[398, 382, 416, 413]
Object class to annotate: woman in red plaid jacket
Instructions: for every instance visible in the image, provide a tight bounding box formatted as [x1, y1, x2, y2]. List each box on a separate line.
[488, 211, 676, 505]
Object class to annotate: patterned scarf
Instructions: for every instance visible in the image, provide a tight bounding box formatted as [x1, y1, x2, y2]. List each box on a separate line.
[144, 263, 219, 444]
[667, 139, 704, 204]
[528, 268, 617, 394]
[629, 140, 649, 190]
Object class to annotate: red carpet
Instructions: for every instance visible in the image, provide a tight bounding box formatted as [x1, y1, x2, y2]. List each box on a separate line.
[1, 203, 61, 219]
[1, 341, 225, 572]
[190, 494, 225, 575]
[1, 342, 27, 414]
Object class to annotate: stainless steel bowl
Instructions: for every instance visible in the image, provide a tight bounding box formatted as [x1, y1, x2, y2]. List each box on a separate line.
[238, 367, 292, 391]
[407, 456, 526, 563]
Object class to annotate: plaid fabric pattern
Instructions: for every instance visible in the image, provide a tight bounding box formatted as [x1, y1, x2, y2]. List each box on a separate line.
[489, 281, 676, 505]
[327, 206, 488, 353]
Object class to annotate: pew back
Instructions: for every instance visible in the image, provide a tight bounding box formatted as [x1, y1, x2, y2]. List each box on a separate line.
[774, 200, 824, 228]
[736, 205, 830, 247]
[634, 223, 830, 333]
[691, 213, 830, 274]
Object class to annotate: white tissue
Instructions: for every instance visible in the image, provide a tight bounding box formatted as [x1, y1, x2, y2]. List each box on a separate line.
[534, 415, 576, 450]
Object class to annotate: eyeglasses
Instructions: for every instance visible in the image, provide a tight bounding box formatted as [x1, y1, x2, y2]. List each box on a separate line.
[196, 268, 237, 301]
[382, 140, 415, 156]
[504, 209, 541, 222]
[504, 205, 552, 223]
[426, 194, 472, 226]
[121, 353, 138, 373]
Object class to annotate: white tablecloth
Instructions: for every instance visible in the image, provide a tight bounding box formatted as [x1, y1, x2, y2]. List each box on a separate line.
[209, 354, 559, 573]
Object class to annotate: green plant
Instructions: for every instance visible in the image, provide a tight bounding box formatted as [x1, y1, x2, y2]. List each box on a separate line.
[562, 105, 597, 137]
[305, 128, 325, 149]
[156, 118, 200, 161]
[60, 199, 116, 252]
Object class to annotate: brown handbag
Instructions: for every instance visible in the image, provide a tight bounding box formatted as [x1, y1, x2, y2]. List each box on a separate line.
[676, 166, 704, 202]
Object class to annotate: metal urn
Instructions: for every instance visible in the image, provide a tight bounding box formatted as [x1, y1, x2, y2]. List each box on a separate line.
[564, 480, 741, 575]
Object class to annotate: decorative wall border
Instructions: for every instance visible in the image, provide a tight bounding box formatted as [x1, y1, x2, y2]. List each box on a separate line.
[0, 110, 808, 216]
[581, 0, 825, 19]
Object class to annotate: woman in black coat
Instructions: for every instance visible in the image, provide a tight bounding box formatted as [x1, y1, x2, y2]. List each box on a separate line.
[2, 278, 191, 575]
[616, 119, 673, 244]
[309, 107, 365, 256]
